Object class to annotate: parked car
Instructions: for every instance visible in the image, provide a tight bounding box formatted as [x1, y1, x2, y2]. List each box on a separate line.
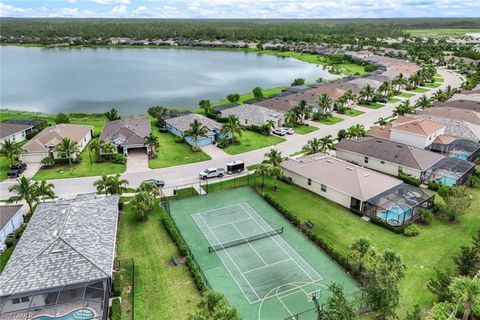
[226, 160, 245, 174]
[279, 127, 294, 135]
[272, 128, 287, 136]
[7, 163, 27, 178]
[142, 179, 165, 188]
[199, 168, 225, 180]
[379, 98, 388, 103]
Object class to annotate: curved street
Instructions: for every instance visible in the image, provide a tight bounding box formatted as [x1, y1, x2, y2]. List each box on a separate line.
[0, 68, 463, 199]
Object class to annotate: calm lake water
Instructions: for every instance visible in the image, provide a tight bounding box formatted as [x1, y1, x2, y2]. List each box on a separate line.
[0, 46, 336, 114]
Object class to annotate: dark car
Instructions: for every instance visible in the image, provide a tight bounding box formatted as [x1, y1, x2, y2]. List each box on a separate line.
[7, 163, 27, 178]
[142, 179, 165, 188]
[378, 98, 388, 103]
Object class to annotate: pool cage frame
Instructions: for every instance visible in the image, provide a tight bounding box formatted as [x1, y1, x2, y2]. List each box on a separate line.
[363, 184, 435, 227]
[427, 138, 480, 162]
[0, 278, 109, 320]
[422, 157, 476, 186]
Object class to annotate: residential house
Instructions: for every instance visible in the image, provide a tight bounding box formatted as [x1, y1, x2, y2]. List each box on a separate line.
[434, 99, 480, 111]
[0, 123, 34, 145]
[0, 194, 119, 320]
[218, 104, 285, 128]
[19, 124, 93, 163]
[412, 114, 480, 143]
[254, 96, 301, 113]
[336, 137, 474, 186]
[165, 114, 227, 147]
[0, 205, 23, 247]
[99, 118, 151, 155]
[389, 116, 445, 149]
[427, 136, 480, 162]
[416, 107, 480, 126]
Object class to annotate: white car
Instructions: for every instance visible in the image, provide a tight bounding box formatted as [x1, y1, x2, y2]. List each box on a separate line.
[199, 167, 225, 180]
[272, 128, 287, 136]
[280, 127, 294, 135]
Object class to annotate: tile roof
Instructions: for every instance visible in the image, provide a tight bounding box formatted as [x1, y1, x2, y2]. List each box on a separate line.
[100, 118, 151, 147]
[0, 205, 22, 232]
[281, 154, 402, 201]
[368, 125, 392, 139]
[0, 194, 119, 296]
[433, 135, 457, 144]
[165, 114, 223, 135]
[254, 96, 301, 112]
[22, 124, 93, 153]
[390, 116, 445, 136]
[0, 123, 33, 140]
[304, 86, 346, 100]
[220, 104, 284, 125]
[336, 137, 445, 170]
[412, 114, 480, 142]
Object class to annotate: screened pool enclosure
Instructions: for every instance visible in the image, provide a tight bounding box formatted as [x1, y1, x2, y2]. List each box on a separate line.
[363, 184, 435, 226]
[422, 157, 475, 186]
[427, 138, 480, 162]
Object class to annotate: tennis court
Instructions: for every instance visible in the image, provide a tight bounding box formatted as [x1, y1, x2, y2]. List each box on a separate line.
[169, 187, 359, 319]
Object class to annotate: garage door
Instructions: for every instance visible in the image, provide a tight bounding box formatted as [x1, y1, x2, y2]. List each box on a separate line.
[20, 153, 46, 163]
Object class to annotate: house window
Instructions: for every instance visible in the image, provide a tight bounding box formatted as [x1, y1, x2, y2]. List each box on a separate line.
[364, 156, 368, 163]
[245, 119, 248, 124]
[20, 297, 30, 303]
[12, 298, 20, 304]
[380, 160, 385, 164]
[12, 135, 16, 142]
[321, 184, 327, 192]
[307, 178, 312, 186]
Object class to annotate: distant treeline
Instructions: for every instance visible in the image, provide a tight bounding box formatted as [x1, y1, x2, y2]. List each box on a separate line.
[1, 18, 478, 43]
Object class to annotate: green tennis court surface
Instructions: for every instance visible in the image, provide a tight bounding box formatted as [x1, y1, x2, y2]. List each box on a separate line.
[169, 187, 359, 319]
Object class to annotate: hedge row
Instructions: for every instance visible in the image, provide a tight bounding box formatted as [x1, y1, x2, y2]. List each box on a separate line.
[110, 297, 121, 320]
[398, 172, 421, 187]
[161, 214, 207, 292]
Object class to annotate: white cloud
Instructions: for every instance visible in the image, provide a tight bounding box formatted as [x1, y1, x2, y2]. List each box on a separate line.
[67, 0, 77, 4]
[107, 4, 128, 16]
[91, 0, 130, 5]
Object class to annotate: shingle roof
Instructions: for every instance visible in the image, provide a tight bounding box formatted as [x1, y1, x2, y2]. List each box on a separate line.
[434, 99, 480, 111]
[0, 205, 22, 232]
[281, 154, 402, 201]
[100, 118, 151, 146]
[391, 116, 445, 136]
[0, 123, 32, 140]
[336, 137, 445, 170]
[22, 124, 93, 153]
[165, 114, 223, 135]
[0, 194, 119, 296]
[417, 107, 480, 126]
[220, 104, 284, 125]
[412, 115, 480, 142]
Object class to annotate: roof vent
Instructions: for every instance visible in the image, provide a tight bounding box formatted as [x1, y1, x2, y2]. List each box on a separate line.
[346, 167, 353, 171]
[326, 159, 332, 163]
[364, 173, 370, 177]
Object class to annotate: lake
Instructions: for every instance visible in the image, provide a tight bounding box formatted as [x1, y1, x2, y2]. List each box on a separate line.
[0, 46, 336, 114]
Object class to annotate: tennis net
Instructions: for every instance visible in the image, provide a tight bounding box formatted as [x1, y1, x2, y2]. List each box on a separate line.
[208, 227, 284, 252]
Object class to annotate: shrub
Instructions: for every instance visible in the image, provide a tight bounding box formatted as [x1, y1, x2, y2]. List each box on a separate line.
[112, 153, 126, 164]
[428, 180, 440, 191]
[110, 298, 121, 320]
[174, 136, 185, 143]
[398, 172, 421, 187]
[419, 208, 433, 225]
[41, 157, 55, 166]
[14, 225, 26, 238]
[113, 272, 122, 297]
[5, 237, 15, 248]
[404, 224, 420, 237]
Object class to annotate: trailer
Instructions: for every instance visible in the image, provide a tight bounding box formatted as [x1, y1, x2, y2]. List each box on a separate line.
[226, 160, 245, 174]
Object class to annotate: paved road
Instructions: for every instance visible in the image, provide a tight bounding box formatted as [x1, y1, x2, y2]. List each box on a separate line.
[0, 68, 463, 199]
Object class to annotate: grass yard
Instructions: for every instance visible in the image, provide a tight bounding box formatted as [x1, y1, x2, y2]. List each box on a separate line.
[343, 109, 364, 117]
[222, 130, 285, 155]
[398, 92, 415, 98]
[250, 177, 480, 316]
[213, 86, 287, 107]
[149, 122, 211, 169]
[424, 82, 443, 88]
[0, 156, 10, 182]
[406, 28, 480, 37]
[315, 116, 344, 125]
[363, 102, 384, 109]
[0, 247, 14, 273]
[388, 97, 401, 103]
[411, 87, 430, 93]
[292, 124, 319, 135]
[117, 201, 201, 320]
[434, 77, 444, 83]
[33, 138, 125, 180]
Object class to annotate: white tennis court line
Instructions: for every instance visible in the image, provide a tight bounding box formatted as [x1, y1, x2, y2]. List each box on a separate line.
[240, 203, 323, 282]
[211, 217, 252, 229]
[194, 212, 262, 303]
[231, 223, 269, 266]
[242, 258, 291, 275]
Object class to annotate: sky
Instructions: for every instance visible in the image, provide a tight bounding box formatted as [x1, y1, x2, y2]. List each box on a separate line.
[0, 0, 478, 19]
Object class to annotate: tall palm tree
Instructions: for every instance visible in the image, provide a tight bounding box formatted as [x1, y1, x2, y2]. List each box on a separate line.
[360, 84, 375, 103]
[255, 163, 270, 187]
[319, 135, 335, 153]
[346, 124, 366, 139]
[7, 176, 39, 214]
[185, 119, 208, 150]
[107, 174, 129, 195]
[0, 139, 22, 167]
[129, 191, 154, 222]
[394, 73, 406, 92]
[222, 115, 244, 143]
[198, 100, 212, 115]
[55, 137, 79, 166]
[36, 180, 55, 202]
[94, 175, 111, 196]
[415, 95, 432, 110]
[302, 138, 323, 155]
[343, 89, 355, 108]
[101, 141, 117, 160]
[268, 166, 283, 192]
[377, 81, 391, 97]
[375, 117, 389, 126]
[144, 133, 160, 155]
[264, 120, 276, 134]
[295, 100, 310, 120]
[88, 139, 101, 165]
[138, 181, 160, 199]
[449, 276, 480, 320]
[318, 93, 333, 113]
[285, 109, 301, 126]
[264, 148, 282, 167]
[377, 249, 406, 280]
[349, 237, 373, 274]
[393, 100, 414, 116]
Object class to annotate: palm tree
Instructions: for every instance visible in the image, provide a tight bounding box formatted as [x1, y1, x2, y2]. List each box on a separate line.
[360, 84, 375, 103]
[375, 117, 389, 126]
[138, 181, 160, 199]
[415, 95, 432, 110]
[449, 276, 480, 320]
[184, 119, 208, 150]
[7, 176, 39, 214]
[394, 73, 406, 92]
[94, 175, 110, 196]
[101, 141, 117, 160]
[393, 100, 414, 116]
[107, 174, 129, 195]
[302, 138, 323, 155]
[343, 89, 355, 108]
[222, 115, 243, 143]
[88, 139, 101, 165]
[264, 148, 282, 167]
[198, 100, 212, 115]
[285, 109, 301, 127]
[36, 180, 55, 202]
[433, 89, 448, 102]
[104, 108, 121, 121]
[346, 124, 366, 139]
[295, 100, 310, 121]
[55, 137, 79, 166]
[144, 133, 160, 155]
[0, 139, 22, 167]
[377, 81, 391, 97]
[264, 120, 276, 134]
[319, 135, 335, 153]
[255, 163, 270, 187]
[129, 191, 154, 222]
[268, 166, 283, 192]
[318, 93, 333, 113]
[377, 249, 406, 280]
[349, 237, 373, 274]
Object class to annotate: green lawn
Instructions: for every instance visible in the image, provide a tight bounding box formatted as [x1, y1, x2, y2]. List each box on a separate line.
[222, 130, 285, 155]
[315, 116, 344, 125]
[406, 28, 480, 37]
[117, 201, 201, 320]
[252, 178, 480, 316]
[398, 92, 415, 98]
[411, 87, 430, 93]
[213, 86, 287, 107]
[0, 247, 14, 273]
[363, 102, 385, 109]
[33, 138, 125, 180]
[149, 122, 211, 169]
[424, 82, 443, 88]
[338, 63, 368, 75]
[434, 77, 444, 83]
[293, 124, 319, 135]
[343, 109, 364, 117]
[0, 156, 10, 182]
[388, 97, 401, 103]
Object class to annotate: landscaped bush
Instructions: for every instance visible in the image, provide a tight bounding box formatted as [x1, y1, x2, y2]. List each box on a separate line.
[398, 172, 421, 187]
[5, 237, 15, 248]
[428, 180, 440, 191]
[174, 136, 185, 143]
[370, 218, 406, 234]
[41, 156, 55, 166]
[13, 225, 26, 238]
[110, 297, 121, 320]
[113, 272, 122, 297]
[404, 224, 420, 237]
[419, 208, 433, 225]
[112, 154, 126, 164]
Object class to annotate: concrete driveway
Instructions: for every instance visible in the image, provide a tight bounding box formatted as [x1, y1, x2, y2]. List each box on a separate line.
[126, 150, 150, 173]
[22, 162, 42, 179]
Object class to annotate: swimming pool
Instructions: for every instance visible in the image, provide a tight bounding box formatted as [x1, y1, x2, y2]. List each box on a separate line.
[378, 204, 413, 226]
[34, 309, 94, 320]
[436, 176, 457, 186]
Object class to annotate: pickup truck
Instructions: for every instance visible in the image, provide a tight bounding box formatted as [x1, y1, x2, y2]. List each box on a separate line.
[199, 167, 225, 180]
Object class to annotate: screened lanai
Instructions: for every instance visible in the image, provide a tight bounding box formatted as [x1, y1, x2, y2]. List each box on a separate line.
[427, 138, 480, 162]
[422, 157, 475, 186]
[363, 183, 435, 226]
